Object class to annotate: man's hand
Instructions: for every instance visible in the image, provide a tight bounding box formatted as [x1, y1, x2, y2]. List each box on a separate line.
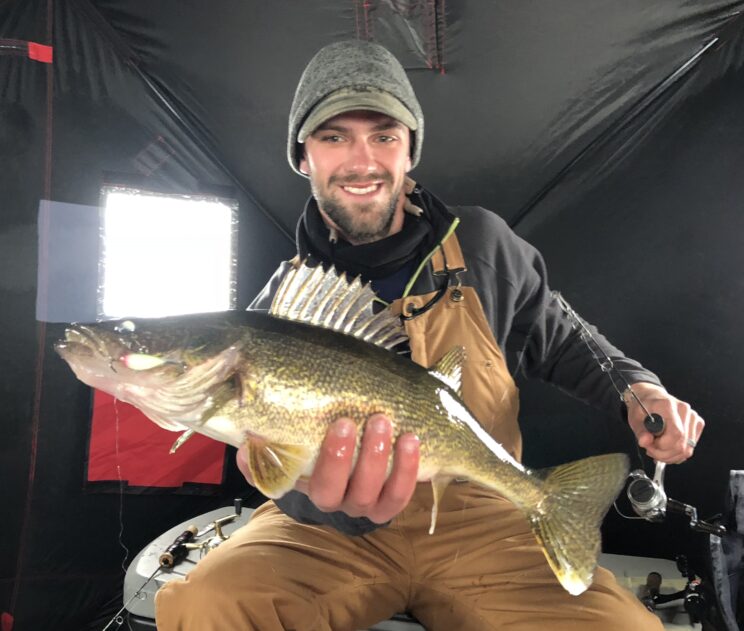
[236, 414, 420, 523]
[625, 382, 705, 464]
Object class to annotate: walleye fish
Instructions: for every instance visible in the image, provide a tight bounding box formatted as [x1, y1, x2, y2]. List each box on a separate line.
[55, 262, 628, 596]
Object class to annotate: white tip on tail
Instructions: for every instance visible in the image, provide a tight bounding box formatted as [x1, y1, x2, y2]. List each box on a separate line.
[562, 573, 591, 596]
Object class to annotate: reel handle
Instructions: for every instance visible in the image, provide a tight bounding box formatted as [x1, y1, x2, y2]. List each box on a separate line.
[644, 413, 665, 436]
[643, 415, 666, 491]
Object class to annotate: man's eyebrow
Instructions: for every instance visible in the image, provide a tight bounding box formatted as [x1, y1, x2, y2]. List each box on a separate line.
[313, 118, 405, 134]
[371, 119, 405, 132]
[314, 123, 350, 134]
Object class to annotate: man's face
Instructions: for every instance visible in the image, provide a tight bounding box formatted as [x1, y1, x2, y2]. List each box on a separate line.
[299, 110, 412, 245]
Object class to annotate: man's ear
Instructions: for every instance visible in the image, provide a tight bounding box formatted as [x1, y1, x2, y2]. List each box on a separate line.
[299, 155, 309, 175]
[405, 129, 414, 173]
[298, 144, 310, 175]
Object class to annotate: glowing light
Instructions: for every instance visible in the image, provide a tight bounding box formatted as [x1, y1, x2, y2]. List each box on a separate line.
[437, 388, 524, 470]
[100, 189, 236, 318]
[122, 353, 167, 371]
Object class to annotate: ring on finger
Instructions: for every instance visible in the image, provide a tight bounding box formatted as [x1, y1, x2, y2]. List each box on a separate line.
[686, 438, 697, 449]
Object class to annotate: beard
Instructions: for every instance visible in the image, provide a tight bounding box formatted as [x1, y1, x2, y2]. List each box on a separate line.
[311, 173, 402, 244]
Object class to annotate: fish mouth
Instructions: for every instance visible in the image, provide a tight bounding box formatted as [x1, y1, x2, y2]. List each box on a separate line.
[55, 325, 115, 360]
[54, 325, 128, 390]
[53, 339, 94, 363]
[55, 323, 167, 387]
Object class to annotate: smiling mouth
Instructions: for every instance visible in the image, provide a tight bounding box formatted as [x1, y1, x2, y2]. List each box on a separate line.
[341, 182, 382, 196]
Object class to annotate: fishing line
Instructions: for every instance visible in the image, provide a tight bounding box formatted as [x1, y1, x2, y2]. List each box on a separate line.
[551, 291, 666, 520]
[113, 399, 130, 575]
[99, 397, 136, 631]
[551, 291, 658, 470]
[511, 291, 652, 468]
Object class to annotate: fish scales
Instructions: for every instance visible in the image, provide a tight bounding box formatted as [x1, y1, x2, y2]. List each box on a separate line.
[233, 316, 538, 507]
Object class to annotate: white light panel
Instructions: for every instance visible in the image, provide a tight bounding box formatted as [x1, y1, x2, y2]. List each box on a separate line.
[100, 189, 236, 318]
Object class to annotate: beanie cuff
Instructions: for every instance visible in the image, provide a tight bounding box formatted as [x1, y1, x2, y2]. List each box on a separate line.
[297, 87, 418, 142]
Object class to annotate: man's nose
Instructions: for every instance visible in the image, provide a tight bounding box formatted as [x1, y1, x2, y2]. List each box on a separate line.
[345, 139, 377, 174]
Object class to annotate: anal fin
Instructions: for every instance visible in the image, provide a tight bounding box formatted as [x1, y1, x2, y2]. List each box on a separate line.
[245, 437, 313, 499]
[429, 475, 454, 534]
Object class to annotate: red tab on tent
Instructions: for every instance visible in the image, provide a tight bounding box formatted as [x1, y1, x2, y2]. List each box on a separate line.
[88, 390, 226, 487]
[1, 612, 14, 631]
[28, 42, 53, 63]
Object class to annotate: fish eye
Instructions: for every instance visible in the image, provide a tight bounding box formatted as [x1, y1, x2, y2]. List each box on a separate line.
[116, 320, 136, 334]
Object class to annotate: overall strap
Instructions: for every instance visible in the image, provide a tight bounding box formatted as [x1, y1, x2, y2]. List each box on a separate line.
[430, 229, 467, 275]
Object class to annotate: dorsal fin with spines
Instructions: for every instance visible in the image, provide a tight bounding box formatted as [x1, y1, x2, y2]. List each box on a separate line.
[269, 261, 408, 351]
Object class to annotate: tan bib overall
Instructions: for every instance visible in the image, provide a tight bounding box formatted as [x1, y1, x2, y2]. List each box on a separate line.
[156, 233, 662, 631]
[390, 227, 521, 461]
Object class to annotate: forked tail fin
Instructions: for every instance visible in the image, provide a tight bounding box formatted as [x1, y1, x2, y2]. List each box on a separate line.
[528, 453, 629, 596]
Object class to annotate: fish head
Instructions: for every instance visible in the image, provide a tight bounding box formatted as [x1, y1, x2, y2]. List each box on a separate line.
[54, 315, 244, 419]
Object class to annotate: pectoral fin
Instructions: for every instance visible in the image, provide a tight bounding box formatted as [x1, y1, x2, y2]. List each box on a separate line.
[169, 428, 195, 453]
[429, 475, 454, 535]
[245, 437, 313, 499]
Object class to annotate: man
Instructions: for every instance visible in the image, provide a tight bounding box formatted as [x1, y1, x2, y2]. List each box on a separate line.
[156, 40, 705, 630]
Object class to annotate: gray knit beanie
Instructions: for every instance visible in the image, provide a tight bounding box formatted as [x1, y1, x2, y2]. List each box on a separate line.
[288, 40, 424, 176]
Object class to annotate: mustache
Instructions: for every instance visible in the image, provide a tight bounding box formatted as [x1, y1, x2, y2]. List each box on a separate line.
[329, 173, 393, 186]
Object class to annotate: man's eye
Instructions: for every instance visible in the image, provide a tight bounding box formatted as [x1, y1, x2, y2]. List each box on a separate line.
[321, 135, 343, 143]
[376, 135, 397, 143]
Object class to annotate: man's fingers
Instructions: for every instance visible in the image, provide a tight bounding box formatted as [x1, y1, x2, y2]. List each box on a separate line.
[307, 418, 356, 511]
[636, 432, 655, 449]
[645, 408, 705, 464]
[683, 411, 705, 458]
[369, 433, 420, 524]
[630, 391, 707, 465]
[305, 415, 419, 522]
[689, 413, 705, 446]
[344, 415, 394, 516]
[645, 424, 686, 460]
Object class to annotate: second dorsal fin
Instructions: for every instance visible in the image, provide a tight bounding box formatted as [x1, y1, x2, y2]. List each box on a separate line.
[429, 346, 465, 396]
[269, 261, 408, 351]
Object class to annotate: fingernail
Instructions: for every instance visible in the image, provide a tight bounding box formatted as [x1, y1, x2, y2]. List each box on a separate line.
[370, 416, 390, 434]
[334, 419, 354, 438]
[400, 435, 419, 454]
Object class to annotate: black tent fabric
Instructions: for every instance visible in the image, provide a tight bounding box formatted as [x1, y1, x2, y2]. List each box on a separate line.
[2, 1, 744, 629]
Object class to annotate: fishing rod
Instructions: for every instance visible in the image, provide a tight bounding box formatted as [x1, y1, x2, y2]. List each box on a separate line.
[552, 291, 725, 537]
[99, 523, 199, 631]
[100, 499, 244, 630]
[101, 564, 162, 631]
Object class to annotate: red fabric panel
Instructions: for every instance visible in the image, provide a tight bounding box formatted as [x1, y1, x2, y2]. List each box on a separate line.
[27, 42, 53, 63]
[1, 612, 14, 631]
[87, 390, 226, 487]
